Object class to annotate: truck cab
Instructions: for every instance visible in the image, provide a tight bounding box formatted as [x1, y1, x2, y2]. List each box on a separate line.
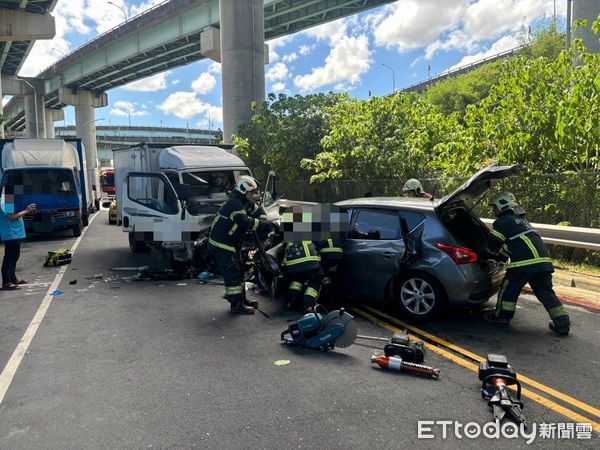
[0, 138, 94, 236]
[114, 144, 252, 265]
[100, 168, 115, 207]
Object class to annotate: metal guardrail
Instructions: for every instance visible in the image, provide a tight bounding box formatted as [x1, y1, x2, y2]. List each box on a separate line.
[481, 219, 600, 251]
[399, 44, 529, 93]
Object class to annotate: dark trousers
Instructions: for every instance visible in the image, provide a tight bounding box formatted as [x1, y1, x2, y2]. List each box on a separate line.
[494, 270, 570, 329]
[2, 239, 21, 286]
[287, 264, 323, 310]
[211, 246, 244, 306]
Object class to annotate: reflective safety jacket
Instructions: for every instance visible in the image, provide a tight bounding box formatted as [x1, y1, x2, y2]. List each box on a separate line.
[283, 241, 321, 269]
[315, 238, 343, 263]
[209, 191, 270, 253]
[488, 210, 553, 273]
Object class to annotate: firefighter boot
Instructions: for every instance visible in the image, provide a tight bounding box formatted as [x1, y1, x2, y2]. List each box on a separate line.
[548, 320, 569, 336]
[482, 309, 511, 324]
[230, 301, 256, 315]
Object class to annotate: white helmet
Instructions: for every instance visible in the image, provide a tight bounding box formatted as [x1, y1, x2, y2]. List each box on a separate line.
[235, 175, 259, 194]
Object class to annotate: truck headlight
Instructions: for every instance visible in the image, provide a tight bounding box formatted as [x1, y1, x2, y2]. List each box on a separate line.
[65, 211, 76, 217]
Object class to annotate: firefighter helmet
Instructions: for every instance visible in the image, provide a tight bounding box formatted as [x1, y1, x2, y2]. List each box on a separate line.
[490, 191, 518, 212]
[403, 178, 424, 194]
[235, 175, 259, 195]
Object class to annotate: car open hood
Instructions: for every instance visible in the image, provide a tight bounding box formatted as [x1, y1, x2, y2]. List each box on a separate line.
[436, 163, 519, 209]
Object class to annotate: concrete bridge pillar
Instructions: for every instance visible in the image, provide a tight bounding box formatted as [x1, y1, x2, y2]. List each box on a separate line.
[23, 79, 47, 138]
[572, 0, 600, 54]
[44, 108, 65, 139]
[59, 87, 108, 207]
[219, 0, 265, 144]
[0, 76, 4, 138]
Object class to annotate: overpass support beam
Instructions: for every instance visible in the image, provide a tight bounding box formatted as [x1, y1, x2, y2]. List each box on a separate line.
[0, 8, 55, 41]
[573, 0, 600, 54]
[219, 0, 265, 144]
[44, 108, 64, 139]
[0, 76, 4, 138]
[59, 87, 108, 206]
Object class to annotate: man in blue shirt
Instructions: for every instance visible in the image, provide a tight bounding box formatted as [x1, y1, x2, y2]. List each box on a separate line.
[0, 199, 36, 290]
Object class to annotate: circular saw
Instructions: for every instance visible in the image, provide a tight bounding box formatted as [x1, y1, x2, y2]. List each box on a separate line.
[280, 308, 357, 351]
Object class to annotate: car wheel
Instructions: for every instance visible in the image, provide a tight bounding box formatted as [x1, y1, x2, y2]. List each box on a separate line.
[393, 272, 446, 322]
[109, 217, 116, 225]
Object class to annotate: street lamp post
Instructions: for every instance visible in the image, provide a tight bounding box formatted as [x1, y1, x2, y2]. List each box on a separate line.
[126, 103, 131, 127]
[107, 1, 128, 21]
[381, 63, 396, 94]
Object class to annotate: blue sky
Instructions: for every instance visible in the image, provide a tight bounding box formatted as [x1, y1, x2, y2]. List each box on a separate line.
[11, 0, 567, 131]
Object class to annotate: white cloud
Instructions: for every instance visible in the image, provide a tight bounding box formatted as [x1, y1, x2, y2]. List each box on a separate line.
[191, 72, 217, 95]
[464, 0, 554, 40]
[122, 71, 171, 92]
[111, 101, 150, 118]
[372, 0, 467, 52]
[196, 105, 223, 128]
[304, 19, 348, 43]
[268, 35, 293, 63]
[282, 52, 298, 63]
[266, 63, 289, 82]
[449, 34, 521, 69]
[298, 45, 313, 56]
[294, 34, 371, 91]
[271, 82, 286, 92]
[423, 30, 478, 61]
[208, 62, 222, 74]
[172, 79, 180, 85]
[129, 0, 164, 18]
[159, 92, 222, 125]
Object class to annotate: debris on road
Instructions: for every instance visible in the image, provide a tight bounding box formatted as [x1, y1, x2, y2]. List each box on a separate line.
[274, 360, 291, 366]
[94, 274, 103, 280]
[111, 266, 150, 271]
[69, 280, 77, 285]
[51, 290, 64, 297]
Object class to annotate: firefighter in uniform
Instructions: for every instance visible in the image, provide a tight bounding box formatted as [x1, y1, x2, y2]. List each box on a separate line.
[283, 240, 323, 312]
[208, 175, 272, 315]
[315, 238, 343, 306]
[403, 179, 432, 199]
[484, 192, 570, 335]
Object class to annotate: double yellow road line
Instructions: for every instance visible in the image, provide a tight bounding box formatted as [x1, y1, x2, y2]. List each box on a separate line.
[352, 305, 600, 433]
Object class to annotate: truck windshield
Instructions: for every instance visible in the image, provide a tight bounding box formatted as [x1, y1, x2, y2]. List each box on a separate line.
[181, 170, 249, 198]
[3, 169, 77, 195]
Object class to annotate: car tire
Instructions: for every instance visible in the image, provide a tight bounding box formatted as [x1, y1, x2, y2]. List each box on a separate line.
[82, 214, 89, 227]
[72, 224, 82, 237]
[393, 272, 446, 322]
[128, 232, 149, 254]
[108, 217, 116, 225]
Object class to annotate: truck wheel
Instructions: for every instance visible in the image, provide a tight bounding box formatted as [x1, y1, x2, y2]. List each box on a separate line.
[82, 215, 89, 227]
[393, 272, 446, 322]
[72, 224, 82, 237]
[129, 232, 149, 254]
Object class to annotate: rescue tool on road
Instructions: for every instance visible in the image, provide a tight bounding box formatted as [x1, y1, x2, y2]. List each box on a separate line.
[370, 354, 440, 379]
[280, 307, 357, 351]
[478, 354, 527, 428]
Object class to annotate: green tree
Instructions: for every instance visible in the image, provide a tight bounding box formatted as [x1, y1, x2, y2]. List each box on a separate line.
[302, 93, 456, 183]
[232, 92, 347, 182]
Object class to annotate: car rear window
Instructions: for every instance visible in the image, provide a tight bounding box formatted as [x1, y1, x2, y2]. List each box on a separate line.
[350, 209, 399, 240]
[398, 210, 426, 232]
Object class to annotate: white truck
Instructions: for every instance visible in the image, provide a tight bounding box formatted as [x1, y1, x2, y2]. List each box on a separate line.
[113, 143, 252, 266]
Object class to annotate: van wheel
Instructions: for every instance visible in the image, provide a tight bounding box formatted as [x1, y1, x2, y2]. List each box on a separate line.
[128, 232, 149, 254]
[393, 272, 446, 322]
[82, 215, 89, 227]
[72, 224, 82, 237]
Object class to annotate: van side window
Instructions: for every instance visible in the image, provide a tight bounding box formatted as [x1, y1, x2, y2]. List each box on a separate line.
[350, 209, 399, 240]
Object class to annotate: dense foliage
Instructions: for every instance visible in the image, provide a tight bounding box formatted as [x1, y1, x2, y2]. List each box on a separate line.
[233, 23, 599, 186]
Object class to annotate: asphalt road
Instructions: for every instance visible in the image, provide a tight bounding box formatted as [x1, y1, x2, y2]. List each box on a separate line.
[0, 211, 598, 449]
